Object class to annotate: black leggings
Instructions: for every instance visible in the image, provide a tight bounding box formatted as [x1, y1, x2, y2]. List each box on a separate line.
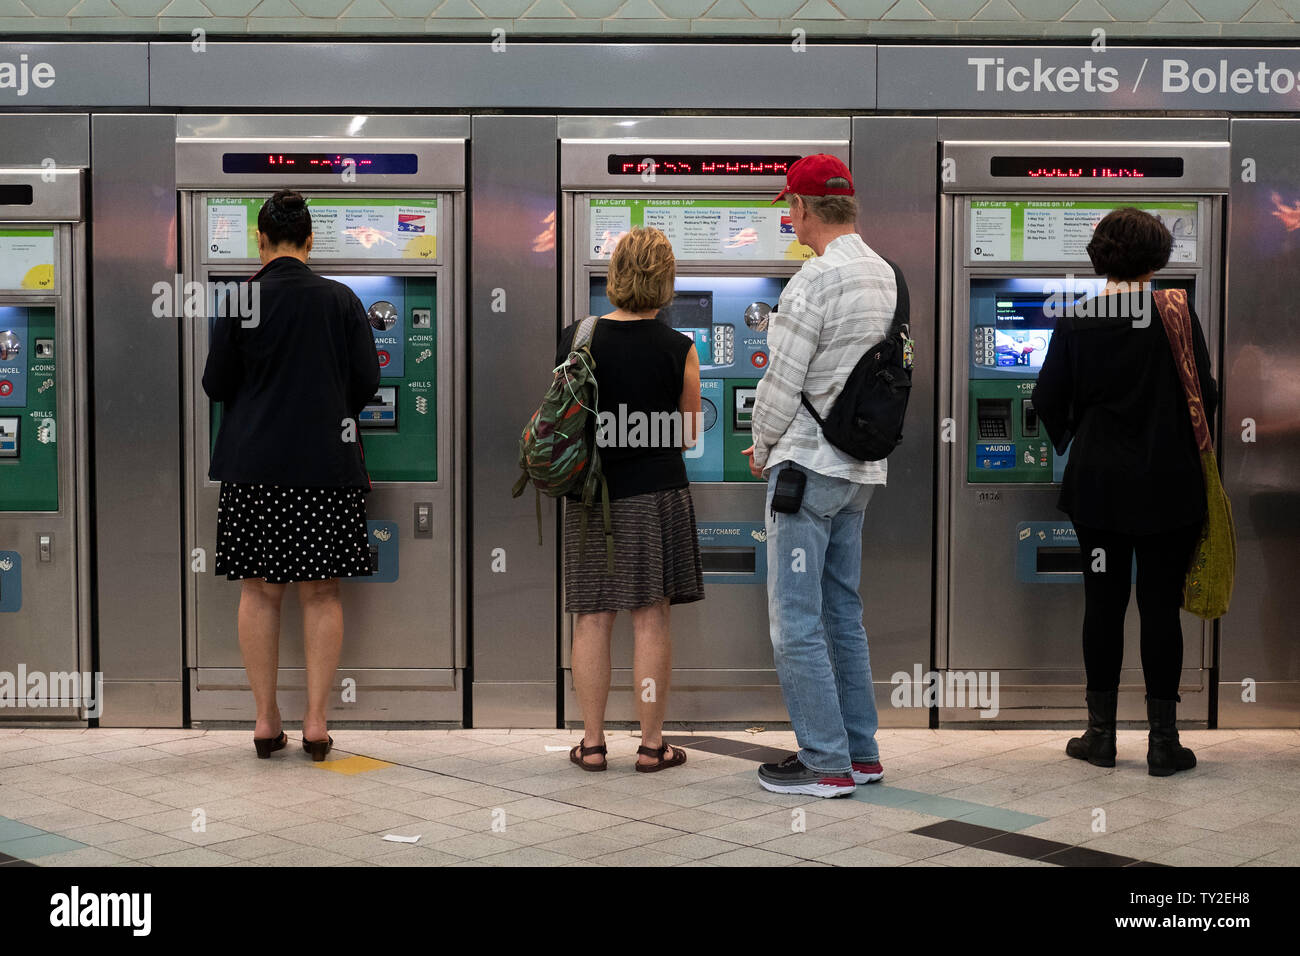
[1072, 522, 1202, 699]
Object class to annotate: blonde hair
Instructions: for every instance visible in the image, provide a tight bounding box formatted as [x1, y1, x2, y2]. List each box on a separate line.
[607, 227, 676, 313]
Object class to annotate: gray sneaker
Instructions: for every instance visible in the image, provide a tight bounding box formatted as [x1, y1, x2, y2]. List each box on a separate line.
[757, 754, 857, 798]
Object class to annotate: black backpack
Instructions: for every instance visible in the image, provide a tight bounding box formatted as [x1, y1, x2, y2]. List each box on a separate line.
[799, 258, 913, 463]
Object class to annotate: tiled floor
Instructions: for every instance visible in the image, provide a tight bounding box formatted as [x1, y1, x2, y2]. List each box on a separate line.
[1, 727, 1297, 867]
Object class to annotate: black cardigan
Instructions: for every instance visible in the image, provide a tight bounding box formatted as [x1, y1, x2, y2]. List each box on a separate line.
[202, 257, 381, 488]
[1032, 291, 1218, 535]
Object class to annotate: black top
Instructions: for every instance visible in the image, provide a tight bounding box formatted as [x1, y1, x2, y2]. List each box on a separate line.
[1032, 291, 1218, 534]
[556, 317, 692, 500]
[203, 257, 381, 488]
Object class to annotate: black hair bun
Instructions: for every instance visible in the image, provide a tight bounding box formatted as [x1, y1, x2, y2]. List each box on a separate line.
[259, 189, 313, 247]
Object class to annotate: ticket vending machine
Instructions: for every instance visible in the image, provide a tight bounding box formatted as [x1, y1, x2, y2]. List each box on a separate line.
[178, 116, 465, 722]
[0, 126, 92, 720]
[560, 118, 849, 721]
[937, 138, 1229, 722]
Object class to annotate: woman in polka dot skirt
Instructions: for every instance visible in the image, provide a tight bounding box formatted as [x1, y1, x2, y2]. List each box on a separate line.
[203, 189, 381, 762]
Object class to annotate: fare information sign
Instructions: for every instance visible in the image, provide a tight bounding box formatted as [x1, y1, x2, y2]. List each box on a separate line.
[206, 197, 439, 261]
[0, 230, 55, 291]
[589, 198, 812, 263]
[969, 200, 1199, 263]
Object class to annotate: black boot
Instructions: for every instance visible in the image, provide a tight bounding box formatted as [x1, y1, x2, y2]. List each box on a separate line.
[1066, 690, 1117, 767]
[1146, 695, 1197, 777]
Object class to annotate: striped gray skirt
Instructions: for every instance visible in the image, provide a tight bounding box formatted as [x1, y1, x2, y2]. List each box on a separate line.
[563, 487, 705, 614]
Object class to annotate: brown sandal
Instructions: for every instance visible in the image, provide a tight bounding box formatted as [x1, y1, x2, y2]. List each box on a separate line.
[635, 742, 687, 773]
[570, 740, 608, 772]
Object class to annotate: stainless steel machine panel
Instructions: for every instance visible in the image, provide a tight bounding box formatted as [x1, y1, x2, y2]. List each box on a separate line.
[0, 155, 91, 721]
[936, 134, 1228, 723]
[851, 116, 939, 730]
[559, 116, 849, 193]
[179, 116, 466, 724]
[1219, 119, 1300, 728]
[468, 115, 561, 728]
[942, 141, 1230, 195]
[558, 118, 859, 724]
[177, 114, 468, 190]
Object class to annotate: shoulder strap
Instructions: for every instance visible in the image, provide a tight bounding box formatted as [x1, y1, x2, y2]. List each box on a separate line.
[574, 315, 599, 350]
[882, 257, 910, 338]
[800, 393, 827, 427]
[1152, 288, 1212, 455]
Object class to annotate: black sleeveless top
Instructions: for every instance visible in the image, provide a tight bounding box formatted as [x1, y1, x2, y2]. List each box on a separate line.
[556, 317, 692, 500]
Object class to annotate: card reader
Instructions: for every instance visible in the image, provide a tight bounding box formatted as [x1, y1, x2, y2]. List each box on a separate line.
[733, 387, 758, 431]
[361, 386, 397, 427]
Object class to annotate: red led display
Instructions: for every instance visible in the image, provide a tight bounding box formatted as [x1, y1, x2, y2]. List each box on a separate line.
[222, 153, 419, 174]
[989, 156, 1184, 179]
[607, 154, 802, 176]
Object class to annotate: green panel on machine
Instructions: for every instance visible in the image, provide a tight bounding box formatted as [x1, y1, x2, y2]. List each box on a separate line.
[358, 276, 437, 483]
[968, 378, 1052, 484]
[723, 377, 762, 483]
[0, 306, 57, 512]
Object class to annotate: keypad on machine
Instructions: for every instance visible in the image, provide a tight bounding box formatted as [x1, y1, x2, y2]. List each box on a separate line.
[712, 324, 734, 366]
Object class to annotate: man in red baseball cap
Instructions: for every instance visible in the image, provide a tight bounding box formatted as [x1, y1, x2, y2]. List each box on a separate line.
[744, 153, 908, 798]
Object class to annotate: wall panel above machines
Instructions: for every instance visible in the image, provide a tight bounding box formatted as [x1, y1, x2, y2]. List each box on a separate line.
[0, 115, 93, 721]
[936, 131, 1229, 724]
[178, 115, 467, 723]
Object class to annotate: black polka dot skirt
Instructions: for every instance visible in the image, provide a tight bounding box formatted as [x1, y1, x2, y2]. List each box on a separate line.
[215, 483, 373, 584]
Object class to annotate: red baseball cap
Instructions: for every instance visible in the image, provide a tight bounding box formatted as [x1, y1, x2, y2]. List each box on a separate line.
[773, 154, 855, 204]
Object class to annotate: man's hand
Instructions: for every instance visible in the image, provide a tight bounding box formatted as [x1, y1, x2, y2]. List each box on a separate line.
[742, 444, 764, 480]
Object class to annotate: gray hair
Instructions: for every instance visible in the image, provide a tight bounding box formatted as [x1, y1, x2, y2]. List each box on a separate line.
[790, 181, 858, 226]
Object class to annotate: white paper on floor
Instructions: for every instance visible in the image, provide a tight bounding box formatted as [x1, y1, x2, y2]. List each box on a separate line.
[382, 834, 421, 843]
[544, 746, 571, 752]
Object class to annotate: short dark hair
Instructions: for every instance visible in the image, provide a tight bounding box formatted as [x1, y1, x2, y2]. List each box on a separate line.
[257, 189, 312, 248]
[1086, 207, 1172, 281]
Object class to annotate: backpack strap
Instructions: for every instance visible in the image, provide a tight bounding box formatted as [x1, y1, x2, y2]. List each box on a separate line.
[599, 475, 614, 573]
[574, 315, 599, 350]
[800, 393, 828, 428]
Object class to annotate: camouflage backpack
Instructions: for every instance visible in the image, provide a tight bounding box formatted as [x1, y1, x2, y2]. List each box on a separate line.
[511, 316, 613, 571]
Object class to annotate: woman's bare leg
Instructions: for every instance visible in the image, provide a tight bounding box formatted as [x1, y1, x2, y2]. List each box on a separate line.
[238, 578, 287, 740]
[631, 598, 674, 766]
[572, 611, 616, 765]
[300, 578, 343, 743]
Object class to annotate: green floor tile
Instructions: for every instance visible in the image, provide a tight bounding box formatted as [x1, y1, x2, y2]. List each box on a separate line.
[954, 807, 1047, 832]
[851, 788, 1049, 832]
[0, 833, 86, 860]
[852, 786, 924, 808]
[0, 818, 46, 842]
[903, 794, 995, 819]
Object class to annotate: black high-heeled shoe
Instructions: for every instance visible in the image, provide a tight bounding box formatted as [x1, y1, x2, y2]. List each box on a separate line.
[302, 734, 334, 762]
[253, 731, 287, 759]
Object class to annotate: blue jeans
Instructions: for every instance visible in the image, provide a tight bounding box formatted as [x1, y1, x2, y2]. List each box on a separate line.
[765, 461, 879, 775]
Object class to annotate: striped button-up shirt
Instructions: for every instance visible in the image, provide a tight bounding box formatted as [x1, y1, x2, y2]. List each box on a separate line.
[751, 233, 898, 484]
